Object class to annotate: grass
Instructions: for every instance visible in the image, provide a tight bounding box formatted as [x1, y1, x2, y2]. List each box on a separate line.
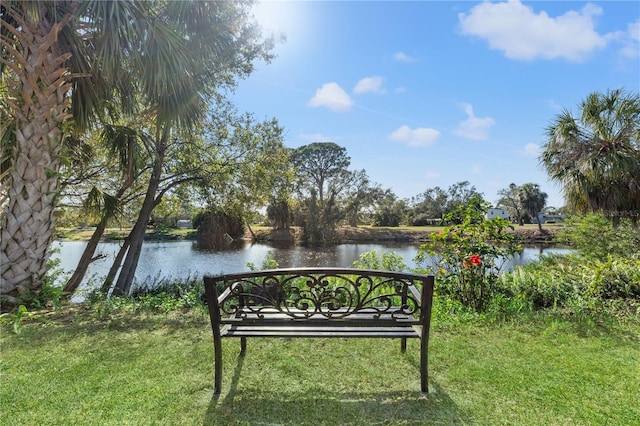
[1, 305, 638, 425]
[56, 227, 197, 241]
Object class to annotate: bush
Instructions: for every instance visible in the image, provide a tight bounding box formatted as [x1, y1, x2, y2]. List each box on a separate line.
[560, 214, 640, 260]
[352, 250, 408, 272]
[87, 274, 206, 314]
[501, 255, 640, 310]
[415, 198, 521, 312]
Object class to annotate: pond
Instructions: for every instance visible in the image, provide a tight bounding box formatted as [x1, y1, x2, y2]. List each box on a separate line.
[52, 240, 573, 295]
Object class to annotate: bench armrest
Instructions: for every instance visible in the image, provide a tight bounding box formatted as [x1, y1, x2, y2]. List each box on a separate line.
[216, 286, 233, 305]
[408, 284, 421, 302]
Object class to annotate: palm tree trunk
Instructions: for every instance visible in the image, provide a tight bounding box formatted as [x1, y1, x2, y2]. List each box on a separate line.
[112, 153, 165, 295]
[1, 11, 73, 305]
[102, 238, 130, 295]
[63, 218, 108, 296]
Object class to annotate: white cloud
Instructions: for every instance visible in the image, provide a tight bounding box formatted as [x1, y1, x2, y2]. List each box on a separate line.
[393, 52, 419, 63]
[394, 87, 407, 94]
[458, 1, 610, 61]
[629, 20, 640, 41]
[472, 165, 482, 174]
[353, 76, 385, 94]
[454, 103, 495, 141]
[307, 82, 353, 112]
[619, 20, 640, 59]
[388, 125, 440, 147]
[523, 143, 541, 157]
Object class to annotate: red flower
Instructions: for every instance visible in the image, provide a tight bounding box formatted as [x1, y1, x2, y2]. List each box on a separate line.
[469, 254, 482, 267]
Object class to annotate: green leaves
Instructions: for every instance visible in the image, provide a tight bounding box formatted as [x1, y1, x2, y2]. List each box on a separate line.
[542, 89, 640, 222]
[416, 198, 521, 311]
[0, 304, 31, 334]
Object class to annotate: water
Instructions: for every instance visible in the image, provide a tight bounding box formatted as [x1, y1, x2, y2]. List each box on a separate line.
[51, 240, 572, 295]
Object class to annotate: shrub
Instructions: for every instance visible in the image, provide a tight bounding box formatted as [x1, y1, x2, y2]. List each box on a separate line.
[500, 255, 583, 309]
[87, 274, 206, 314]
[352, 250, 408, 272]
[415, 198, 521, 312]
[560, 213, 640, 260]
[501, 254, 640, 310]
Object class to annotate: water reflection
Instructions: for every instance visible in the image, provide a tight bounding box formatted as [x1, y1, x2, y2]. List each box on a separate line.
[52, 240, 573, 292]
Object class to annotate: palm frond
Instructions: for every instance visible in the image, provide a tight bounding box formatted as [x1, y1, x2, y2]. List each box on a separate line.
[83, 186, 121, 219]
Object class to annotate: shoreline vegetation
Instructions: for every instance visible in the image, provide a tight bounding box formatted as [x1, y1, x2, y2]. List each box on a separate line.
[57, 223, 563, 245]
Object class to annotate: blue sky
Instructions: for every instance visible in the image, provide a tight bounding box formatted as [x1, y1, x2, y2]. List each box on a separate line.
[231, 1, 640, 209]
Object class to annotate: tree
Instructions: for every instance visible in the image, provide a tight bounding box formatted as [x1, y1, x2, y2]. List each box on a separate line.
[445, 181, 484, 213]
[290, 142, 353, 243]
[518, 183, 547, 232]
[266, 167, 296, 231]
[496, 183, 524, 225]
[209, 116, 290, 240]
[109, 111, 284, 295]
[291, 142, 351, 207]
[410, 181, 484, 225]
[344, 169, 381, 227]
[1, 0, 111, 305]
[409, 186, 448, 225]
[373, 190, 408, 227]
[541, 88, 640, 227]
[1, 1, 272, 305]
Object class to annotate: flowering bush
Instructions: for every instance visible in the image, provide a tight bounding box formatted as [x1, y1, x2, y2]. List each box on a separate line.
[415, 198, 521, 311]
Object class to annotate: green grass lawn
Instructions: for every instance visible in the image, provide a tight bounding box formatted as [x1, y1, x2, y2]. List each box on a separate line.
[1, 307, 638, 425]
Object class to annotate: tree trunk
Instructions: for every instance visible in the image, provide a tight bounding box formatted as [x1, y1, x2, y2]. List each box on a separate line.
[1, 12, 73, 306]
[102, 238, 130, 294]
[62, 218, 108, 295]
[63, 185, 129, 296]
[111, 152, 165, 295]
[246, 221, 256, 240]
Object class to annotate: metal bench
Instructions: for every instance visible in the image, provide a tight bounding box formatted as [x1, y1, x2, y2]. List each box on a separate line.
[204, 267, 435, 396]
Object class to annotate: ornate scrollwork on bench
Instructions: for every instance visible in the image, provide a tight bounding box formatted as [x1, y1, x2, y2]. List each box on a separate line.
[219, 270, 421, 320]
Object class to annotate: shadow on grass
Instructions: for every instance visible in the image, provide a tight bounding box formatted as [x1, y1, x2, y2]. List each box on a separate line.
[204, 355, 469, 426]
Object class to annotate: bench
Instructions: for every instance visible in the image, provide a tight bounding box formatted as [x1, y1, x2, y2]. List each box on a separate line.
[203, 267, 435, 396]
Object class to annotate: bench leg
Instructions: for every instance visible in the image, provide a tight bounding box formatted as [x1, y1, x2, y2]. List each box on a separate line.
[401, 337, 407, 353]
[213, 335, 222, 397]
[420, 338, 428, 395]
[240, 337, 247, 355]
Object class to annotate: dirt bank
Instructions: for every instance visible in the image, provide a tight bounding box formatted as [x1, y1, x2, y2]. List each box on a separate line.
[250, 226, 562, 245]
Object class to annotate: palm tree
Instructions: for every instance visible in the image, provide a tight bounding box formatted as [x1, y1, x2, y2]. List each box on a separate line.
[518, 183, 547, 232]
[541, 89, 640, 227]
[1, 1, 271, 306]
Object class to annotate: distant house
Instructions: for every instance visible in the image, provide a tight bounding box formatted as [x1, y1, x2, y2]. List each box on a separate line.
[534, 213, 564, 224]
[486, 208, 509, 220]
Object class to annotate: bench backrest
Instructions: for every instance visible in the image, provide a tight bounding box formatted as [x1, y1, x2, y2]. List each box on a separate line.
[204, 267, 434, 321]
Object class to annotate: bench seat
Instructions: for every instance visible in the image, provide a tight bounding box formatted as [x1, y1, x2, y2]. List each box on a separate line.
[221, 324, 422, 338]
